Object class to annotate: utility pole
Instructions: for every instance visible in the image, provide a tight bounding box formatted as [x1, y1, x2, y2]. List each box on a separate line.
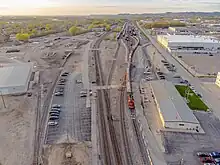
[0, 91, 6, 108]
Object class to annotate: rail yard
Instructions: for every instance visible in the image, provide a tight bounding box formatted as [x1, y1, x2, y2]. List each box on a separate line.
[1, 14, 220, 165]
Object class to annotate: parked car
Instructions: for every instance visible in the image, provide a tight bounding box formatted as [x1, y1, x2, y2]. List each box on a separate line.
[50, 113, 60, 117]
[80, 93, 87, 97]
[76, 79, 82, 83]
[58, 82, 65, 85]
[210, 152, 220, 158]
[61, 72, 69, 76]
[59, 79, 66, 82]
[51, 107, 61, 111]
[173, 75, 181, 78]
[48, 121, 58, 126]
[200, 157, 214, 164]
[161, 60, 168, 63]
[52, 104, 61, 108]
[50, 111, 61, 114]
[197, 152, 210, 158]
[49, 116, 59, 120]
[49, 111, 60, 115]
[27, 92, 32, 97]
[214, 158, 220, 163]
[197, 93, 202, 98]
[157, 71, 163, 75]
[144, 71, 151, 75]
[54, 92, 64, 96]
[55, 88, 64, 93]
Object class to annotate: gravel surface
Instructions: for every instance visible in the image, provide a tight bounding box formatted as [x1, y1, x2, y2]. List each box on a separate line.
[43, 142, 91, 165]
[0, 95, 37, 165]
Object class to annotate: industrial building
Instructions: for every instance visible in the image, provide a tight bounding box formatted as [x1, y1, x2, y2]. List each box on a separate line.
[150, 80, 201, 131]
[215, 72, 220, 88]
[0, 63, 32, 95]
[157, 35, 220, 54]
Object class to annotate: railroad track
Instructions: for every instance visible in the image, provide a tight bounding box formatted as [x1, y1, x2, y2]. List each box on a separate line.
[94, 32, 123, 165]
[106, 31, 134, 165]
[119, 89, 133, 165]
[124, 23, 151, 164]
[32, 82, 41, 165]
[32, 69, 62, 165]
[107, 40, 121, 85]
[132, 119, 150, 165]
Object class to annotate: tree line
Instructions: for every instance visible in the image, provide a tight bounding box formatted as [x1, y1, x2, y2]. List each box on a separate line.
[143, 21, 186, 29]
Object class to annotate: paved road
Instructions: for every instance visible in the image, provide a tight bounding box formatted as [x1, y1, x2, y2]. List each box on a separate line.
[130, 37, 167, 165]
[46, 72, 90, 144]
[137, 22, 220, 119]
[82, 41, 92, 90]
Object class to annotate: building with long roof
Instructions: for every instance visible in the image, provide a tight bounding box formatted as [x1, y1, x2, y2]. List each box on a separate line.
[150, 80, 201, 131]
[0, 63, 32, 95]
[157, 35, 220, 54]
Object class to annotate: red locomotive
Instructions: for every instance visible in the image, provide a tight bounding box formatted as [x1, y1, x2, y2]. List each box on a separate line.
[128, 94, 135, 110]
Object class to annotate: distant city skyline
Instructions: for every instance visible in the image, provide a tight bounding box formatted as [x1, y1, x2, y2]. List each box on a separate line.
[0, 0, 219, 15]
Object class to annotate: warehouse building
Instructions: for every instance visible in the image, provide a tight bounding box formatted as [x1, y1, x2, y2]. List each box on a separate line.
[157, 35, 220, 54]
[215, 72, 220, 88]
[150, 80, 201, 131]
[0, 63, 32, 95]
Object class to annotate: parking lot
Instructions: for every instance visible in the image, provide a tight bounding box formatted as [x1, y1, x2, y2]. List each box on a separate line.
[181, 54, 220, 75]
[45, 72, 91, 144]
[163, 111, 220, 165]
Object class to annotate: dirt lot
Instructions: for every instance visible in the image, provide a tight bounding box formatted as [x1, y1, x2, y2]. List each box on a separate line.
[0, 32, 97, 70]
[42, 142, 91, 165]
[181, 54, 220, 75]
[163, 111, 220, 165]
[0, 94, 37, 165]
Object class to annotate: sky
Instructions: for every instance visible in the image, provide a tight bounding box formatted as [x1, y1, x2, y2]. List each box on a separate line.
[0, 0, 219, 15]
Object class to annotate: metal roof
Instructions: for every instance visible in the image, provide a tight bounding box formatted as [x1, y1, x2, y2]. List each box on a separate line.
[160, 35, 220, 44]
[150, 80, 199, 124]
[0, 64, 31, 88]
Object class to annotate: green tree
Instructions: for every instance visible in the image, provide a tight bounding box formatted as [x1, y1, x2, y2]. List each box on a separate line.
[16, 33, 30, 41]
[31, 29, 37, 35]
[69, 26, 79, 35]
[45, 24, 52, 31]
[105, 25, 111, 31]
[88, 24, 94, 30]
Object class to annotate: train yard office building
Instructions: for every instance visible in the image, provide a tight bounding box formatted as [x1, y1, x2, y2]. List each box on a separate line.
[150, 80, 202, 132]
